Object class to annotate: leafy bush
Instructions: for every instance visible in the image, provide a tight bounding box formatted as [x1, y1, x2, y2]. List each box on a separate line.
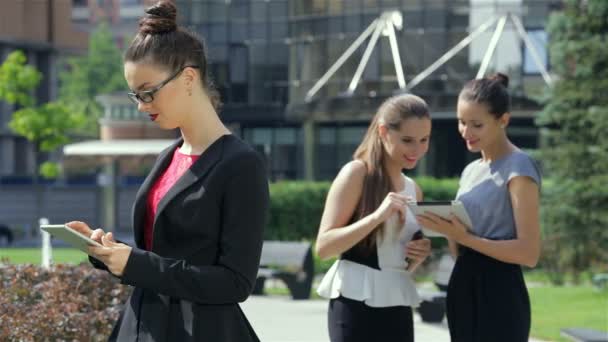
[266, 181, 330, 241]
[536, 0, 608, 284]
[0, 263, 130, 341]
[414, 177, 459, 200]
[266, 178, 459, 241]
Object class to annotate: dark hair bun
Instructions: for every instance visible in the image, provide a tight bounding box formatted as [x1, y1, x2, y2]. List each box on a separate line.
[139, 1, 177, 35]
[489, 72, 509, 88]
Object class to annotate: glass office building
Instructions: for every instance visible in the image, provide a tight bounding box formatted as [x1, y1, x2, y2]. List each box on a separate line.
[175, 0, 300, 180]
[175, 0, 556, 180]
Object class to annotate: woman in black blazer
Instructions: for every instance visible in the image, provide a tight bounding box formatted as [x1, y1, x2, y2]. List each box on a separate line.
[67, 1, 269, 341]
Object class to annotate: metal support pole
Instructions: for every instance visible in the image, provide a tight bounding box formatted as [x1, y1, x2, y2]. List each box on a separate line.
[407, 15, 499, 90]
[305, 19, 380, 102]
[476, 15, 507, 79]
[347, 21, 385, 94]
[386, 21, 406, 89]
[509, 13, 553, 85]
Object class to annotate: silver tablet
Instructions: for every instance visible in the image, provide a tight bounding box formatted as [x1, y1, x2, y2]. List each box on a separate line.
[408, 201, 473, 237]
[40, 224, 102, 254]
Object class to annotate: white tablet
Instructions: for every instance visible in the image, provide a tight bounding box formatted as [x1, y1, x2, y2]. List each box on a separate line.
[408, 201, 473, 237]
[40, 224, 102, 254]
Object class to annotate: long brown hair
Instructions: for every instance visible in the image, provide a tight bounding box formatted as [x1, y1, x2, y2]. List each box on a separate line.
[352, 94, 430, 251]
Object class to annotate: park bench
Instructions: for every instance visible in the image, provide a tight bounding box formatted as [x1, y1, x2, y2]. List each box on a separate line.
[0, 224, 14, 246]
[417, 253, 454, 323]
[560, 328, 608, 342]
[252, 241, 314, 300]
[592, 273, 608, 290]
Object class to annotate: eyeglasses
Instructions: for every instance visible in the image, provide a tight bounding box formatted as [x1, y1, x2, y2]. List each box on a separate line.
[127, 65, 199, 105]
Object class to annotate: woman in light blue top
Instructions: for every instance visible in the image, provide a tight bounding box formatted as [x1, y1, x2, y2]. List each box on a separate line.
[417, 73, 542, 342]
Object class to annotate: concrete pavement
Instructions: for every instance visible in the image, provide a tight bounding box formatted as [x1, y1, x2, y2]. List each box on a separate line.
[241, 295, 451, 342]
[241, 295, 550, 342]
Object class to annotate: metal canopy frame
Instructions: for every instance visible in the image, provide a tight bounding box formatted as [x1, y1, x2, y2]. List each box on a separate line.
[305, 11, 405, 102]
[305, 11, 552, 102]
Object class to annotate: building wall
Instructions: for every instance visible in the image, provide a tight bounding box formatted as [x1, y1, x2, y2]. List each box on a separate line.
[169, 0, 554, 180]
[0, 184, 138, 235]
[175, 0, 290, 108]
[71, 0, 157, 49]
[288, 0, 471, 103]
[287, 0, 552, 179]
[0, 0, 88, 50]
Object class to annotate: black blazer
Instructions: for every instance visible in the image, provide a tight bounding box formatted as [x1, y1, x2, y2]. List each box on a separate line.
[93, 135, 269, 342]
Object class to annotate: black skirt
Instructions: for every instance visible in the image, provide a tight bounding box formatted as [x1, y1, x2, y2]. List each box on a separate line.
[328, 296, 414, 342]
[447, 247, 531, 342]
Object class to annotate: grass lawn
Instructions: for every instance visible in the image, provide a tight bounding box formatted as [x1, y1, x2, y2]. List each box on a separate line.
[0, 248, 88, 265]
[529, 286, 608, 342]
[265, 281, 608, 342]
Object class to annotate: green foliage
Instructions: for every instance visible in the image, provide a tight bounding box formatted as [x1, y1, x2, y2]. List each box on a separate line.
[266, 178, 459, 241]
[0, 51, 41, 107]
[40, 162, 61, 179]
[536, 0, 608, 284]
[0, 51, 87, 178]
[267, 181, 330, 240]
[9, 102, 86, 153]
[414, 177, 459, 200]
[59, 22, 126, 134]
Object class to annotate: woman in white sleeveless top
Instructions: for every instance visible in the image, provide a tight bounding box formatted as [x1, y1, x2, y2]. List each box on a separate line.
[315, 94, 433, 342]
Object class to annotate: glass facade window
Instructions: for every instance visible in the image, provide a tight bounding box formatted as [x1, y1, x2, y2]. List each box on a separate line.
[271, 21, 288, 41]
[251, 2, 267, 20]
[269, 2, 288, 19]
[251, 23, 268, 41]
[243, 126, 302, 181]
[316, 125, 366, 180]
[232, 2, 249, 19]
[209, 23, 228, 43]
[342, 0, 362, 14]
[316, 127, 338, 180]
[189, 2, 207, 24]
[230, 22, 248, 42]
[177, 0, 289, 109]
[229, 45, 248, 84]
[523, 29, 548, 75]
[172, 0, 553, 180]
[272, 127, 299, 180]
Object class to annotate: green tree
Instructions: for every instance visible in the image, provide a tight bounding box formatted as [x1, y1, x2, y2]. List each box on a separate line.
[537, 0, 608, 284]
[0, 50, 86, 232]
[59, 22, 125, 134]
[0, 51, 85, 178]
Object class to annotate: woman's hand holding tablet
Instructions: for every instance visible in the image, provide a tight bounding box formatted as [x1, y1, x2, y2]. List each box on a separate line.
[409, 201, 473, 238]
[40, 224, 103, 254]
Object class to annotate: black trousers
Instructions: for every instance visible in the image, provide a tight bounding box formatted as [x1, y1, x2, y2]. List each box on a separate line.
[447, 247, 531, 342]
[328, 296, 414, 342]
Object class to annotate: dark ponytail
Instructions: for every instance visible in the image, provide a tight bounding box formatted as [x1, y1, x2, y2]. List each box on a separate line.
[125, 1, 221, 110]
[459, 72, 510, 118]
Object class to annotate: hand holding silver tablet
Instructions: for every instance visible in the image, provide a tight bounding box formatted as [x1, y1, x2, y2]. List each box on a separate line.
[408, 200, 473, 237]
[40, 224, 103, 254]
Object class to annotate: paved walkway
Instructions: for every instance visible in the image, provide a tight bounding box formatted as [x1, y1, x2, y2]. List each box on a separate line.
[242, 295, 450, 342]
[241, 295, 549, 342]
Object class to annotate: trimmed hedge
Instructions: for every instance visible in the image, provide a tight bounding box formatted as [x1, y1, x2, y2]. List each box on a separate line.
[267, 177, 458, 241]
[0, 263, 129, 341]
